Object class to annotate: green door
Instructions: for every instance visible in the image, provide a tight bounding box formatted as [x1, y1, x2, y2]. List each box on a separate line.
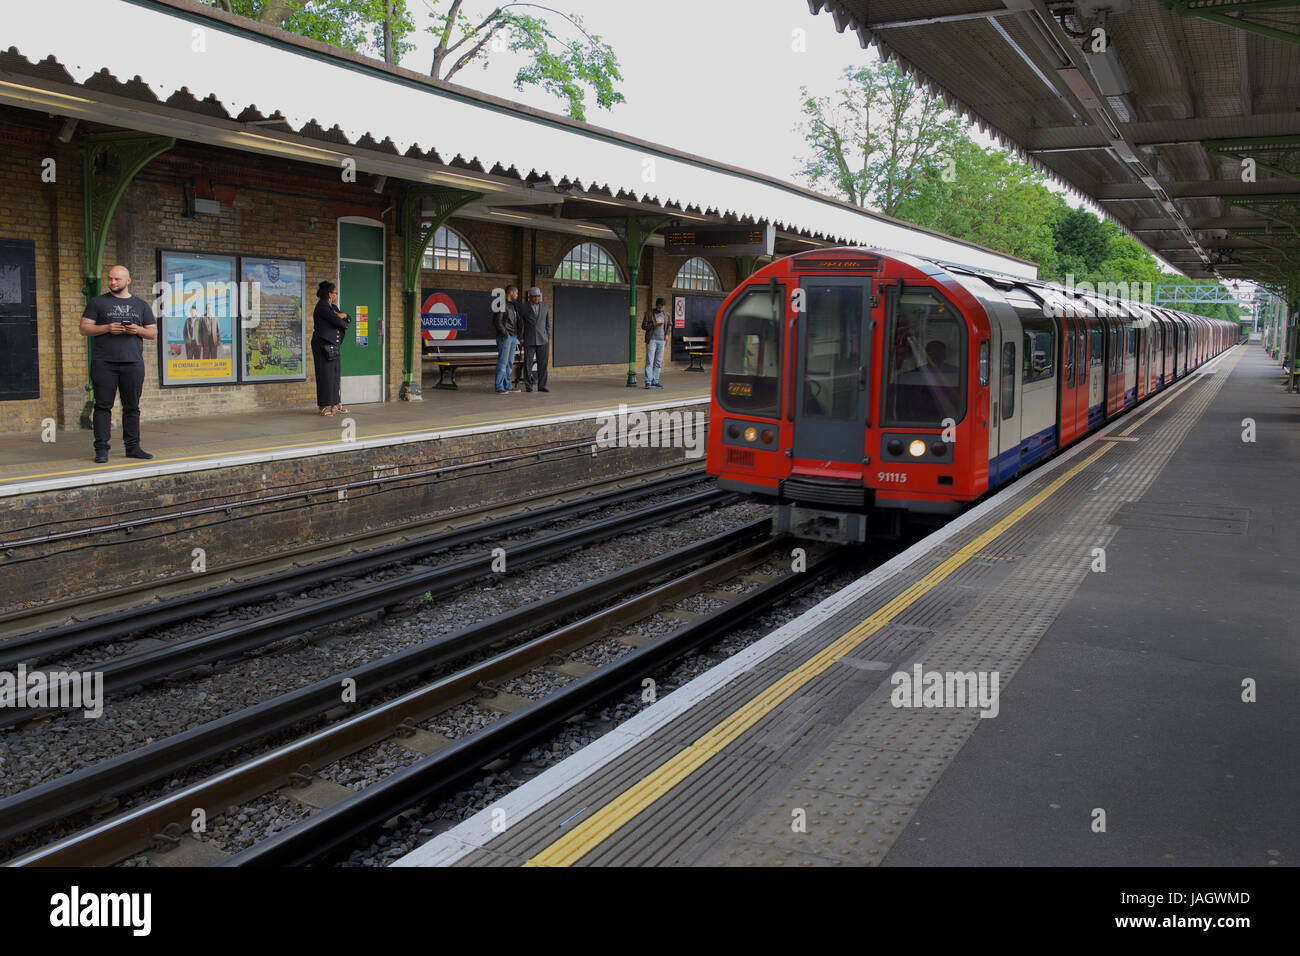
[338, 219, 385, 404]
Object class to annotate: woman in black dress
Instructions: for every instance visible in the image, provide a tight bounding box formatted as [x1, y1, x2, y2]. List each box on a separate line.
[311, 280, 349, 416]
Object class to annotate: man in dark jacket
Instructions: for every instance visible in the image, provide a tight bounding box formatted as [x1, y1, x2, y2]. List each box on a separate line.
[519, 286, 552, 392]
[493, 285, 521, 393]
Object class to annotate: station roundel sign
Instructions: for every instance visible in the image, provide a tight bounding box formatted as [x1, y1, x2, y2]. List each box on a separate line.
[421, 292, 460, 341]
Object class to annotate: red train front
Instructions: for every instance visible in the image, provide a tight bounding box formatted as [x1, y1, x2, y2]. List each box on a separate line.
[705, 246, 1234, 541]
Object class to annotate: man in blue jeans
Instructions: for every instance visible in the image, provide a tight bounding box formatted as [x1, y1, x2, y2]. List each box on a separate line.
[493, 284, 520, 393]
[644, 296, 667, 388]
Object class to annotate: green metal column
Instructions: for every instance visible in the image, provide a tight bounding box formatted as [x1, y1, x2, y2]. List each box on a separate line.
[733, 255, 764, 280]
[400, 186, 481, 401]
[79, 132, 174, 427]
[601, 216, 672, 386]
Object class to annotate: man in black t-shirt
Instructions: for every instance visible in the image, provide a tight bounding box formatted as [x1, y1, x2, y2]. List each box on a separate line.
[79, 264, 158, 463]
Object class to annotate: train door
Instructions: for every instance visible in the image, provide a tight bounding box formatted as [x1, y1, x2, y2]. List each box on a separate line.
[983, 298, 1021, 485]
[1059, 315, 1078, 445]
[1087, 318, 1106, 426]
[792, 277, 871, 464]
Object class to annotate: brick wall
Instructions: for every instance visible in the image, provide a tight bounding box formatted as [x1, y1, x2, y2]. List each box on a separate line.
[0, 105, 739, 434]
[1, 408, 708, 609]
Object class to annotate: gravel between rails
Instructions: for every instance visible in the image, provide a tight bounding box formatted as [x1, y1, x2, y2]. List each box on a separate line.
[0, 497, 767, 863]
[323, 559, 878, 867]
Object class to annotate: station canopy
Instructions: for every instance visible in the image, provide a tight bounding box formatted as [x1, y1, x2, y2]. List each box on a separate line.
[810, 0, 1300, 286]
[3, 0, 1037, 279]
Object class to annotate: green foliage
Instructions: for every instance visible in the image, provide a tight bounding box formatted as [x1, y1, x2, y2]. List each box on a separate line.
[796, 61, 964, 215]
[894, 137, 1064, 274]
[206, 1, 624, 120]
[1052, 208, 1108, 274]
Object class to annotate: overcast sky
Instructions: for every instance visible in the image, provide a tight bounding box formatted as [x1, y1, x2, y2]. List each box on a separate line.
[399, 0, 868, 184]
[395, 1, 1197, 275]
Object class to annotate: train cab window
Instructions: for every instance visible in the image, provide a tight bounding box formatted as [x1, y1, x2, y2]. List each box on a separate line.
[882, 288, 965, 426]
[801, 282, 865, 421]
[718, 288, 782, 418]
[1000, 342, 1015, 419]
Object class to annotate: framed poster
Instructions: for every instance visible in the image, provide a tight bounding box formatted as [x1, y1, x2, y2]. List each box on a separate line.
[240, 257, 306, 381]
[157, 250, 238, 386]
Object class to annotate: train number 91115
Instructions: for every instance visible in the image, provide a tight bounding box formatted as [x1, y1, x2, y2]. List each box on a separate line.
[877, 471, 908, 483]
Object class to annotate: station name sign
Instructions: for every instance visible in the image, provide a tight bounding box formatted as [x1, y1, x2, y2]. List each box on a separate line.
[664, 223, 774, 257]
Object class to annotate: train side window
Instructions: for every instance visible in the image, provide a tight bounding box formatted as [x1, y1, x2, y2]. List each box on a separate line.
[1065, 333, 1074, 388]
[1089, 329, 1102, 363]
[1000, 342, 1015, 420]
[978, 340, 989, 387]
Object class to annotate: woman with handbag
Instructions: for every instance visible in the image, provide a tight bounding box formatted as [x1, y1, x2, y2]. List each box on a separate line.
[312, 280, 349, 416]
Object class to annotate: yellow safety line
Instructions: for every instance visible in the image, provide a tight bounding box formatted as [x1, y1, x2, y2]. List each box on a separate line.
[0, 395, 709, 484]
[525, 442, 1113, 866]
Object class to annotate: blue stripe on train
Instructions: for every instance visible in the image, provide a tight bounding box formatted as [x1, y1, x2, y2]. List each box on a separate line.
[988, 425, 1057, 488]
[1088, 402, 1105, 427]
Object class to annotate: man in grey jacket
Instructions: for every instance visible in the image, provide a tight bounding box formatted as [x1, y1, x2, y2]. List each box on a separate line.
[519, 286, 552, 392]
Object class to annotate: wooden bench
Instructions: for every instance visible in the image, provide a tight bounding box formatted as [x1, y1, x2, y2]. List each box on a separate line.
[425, 338, 521, 389]
[682, 336, 712, 371]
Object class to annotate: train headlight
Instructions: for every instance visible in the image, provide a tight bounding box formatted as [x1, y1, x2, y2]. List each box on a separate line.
[744, 426, 758, 443]
[908, 440, 926, 457]
[887, 439, 904, 456]
[727, 424, 740, 439]
[931, 441, 948, 457]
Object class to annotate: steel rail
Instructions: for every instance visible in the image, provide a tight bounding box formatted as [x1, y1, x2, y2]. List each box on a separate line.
[0, 462, 700, 636]
[220, 546, 844, 866]
[0, 470, 708, 667]
[0, 487, 733, 729]
[0, 520, 768, 845]
[12, 540, 778, 866]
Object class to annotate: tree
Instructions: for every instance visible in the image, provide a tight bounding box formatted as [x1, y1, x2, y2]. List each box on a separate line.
[1052, 208, 1108, 276]
[205, 1, 624, 121]
[795, 60, 963, 215]
[895, 136, 1065, 274]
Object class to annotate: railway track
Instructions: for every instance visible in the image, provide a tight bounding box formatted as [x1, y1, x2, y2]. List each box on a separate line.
[5, 521, 833, 866]
[0, 477, 731, 730]
[0, 466, 708, 651]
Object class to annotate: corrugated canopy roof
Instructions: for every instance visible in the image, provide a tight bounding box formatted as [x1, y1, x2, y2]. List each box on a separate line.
[812, 0, 1300, 284]
[0, 0, 1038, 279]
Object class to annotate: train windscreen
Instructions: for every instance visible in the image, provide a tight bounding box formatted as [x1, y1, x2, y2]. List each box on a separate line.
[718, 287, 782, 418]
[882, 289, 965, 426]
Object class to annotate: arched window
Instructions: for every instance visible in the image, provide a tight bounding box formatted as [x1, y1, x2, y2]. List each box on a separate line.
[674, 257, 721, 292]
[422, 224, 485, 271]
[556, 242, 623, 283]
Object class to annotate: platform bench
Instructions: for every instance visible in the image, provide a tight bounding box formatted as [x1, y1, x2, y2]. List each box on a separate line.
[682, 336, 712, 371]
[426, 339, 521, 389]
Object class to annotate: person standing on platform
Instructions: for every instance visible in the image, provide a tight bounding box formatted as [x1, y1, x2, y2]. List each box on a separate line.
[493, 284, 521, 393]
[643, 296, 668, 388]
[79, 264, 158, 463]
[519, 286, 552, 392]
[311, 280, 349, 417]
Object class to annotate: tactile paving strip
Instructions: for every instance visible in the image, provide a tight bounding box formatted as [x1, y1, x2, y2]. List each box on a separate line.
[433, 357, 1238, 866]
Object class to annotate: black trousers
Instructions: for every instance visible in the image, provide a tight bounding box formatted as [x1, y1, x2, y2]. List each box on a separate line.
[311, 337, 341, 407]
[524, 343, 549, 388]
[91, 359, 145, 453]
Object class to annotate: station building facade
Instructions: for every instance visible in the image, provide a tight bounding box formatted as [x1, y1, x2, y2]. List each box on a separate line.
[0, 106, 738, 437]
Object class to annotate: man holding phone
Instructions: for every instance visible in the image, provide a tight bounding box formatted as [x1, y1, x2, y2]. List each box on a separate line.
[79, 264, 158, 463]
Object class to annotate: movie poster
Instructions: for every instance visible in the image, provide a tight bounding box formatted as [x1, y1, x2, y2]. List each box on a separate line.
[157, 250, 238, 386]
[240, 257, 306, 382]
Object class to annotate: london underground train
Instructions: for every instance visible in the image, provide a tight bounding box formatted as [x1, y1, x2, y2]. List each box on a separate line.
[705, 247, 1236, 541]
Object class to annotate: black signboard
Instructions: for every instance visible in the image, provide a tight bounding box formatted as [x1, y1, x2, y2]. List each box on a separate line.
[0, 239, 38, 401]
[663, 224, 774, 257]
